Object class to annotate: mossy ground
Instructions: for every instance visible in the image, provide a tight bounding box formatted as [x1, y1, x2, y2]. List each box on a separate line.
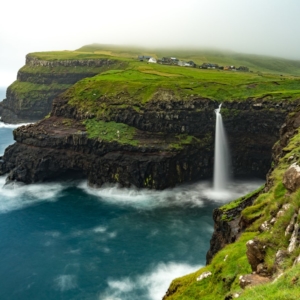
[83, 119, 138, 146]
[83, 118, 206, 149]
[8, 81, 70, 108]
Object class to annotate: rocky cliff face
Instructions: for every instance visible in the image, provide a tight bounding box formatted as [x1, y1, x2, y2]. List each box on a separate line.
[0, 91, 297, 189]
[206, 108, 300, 263]
[0, 55, 118, 123]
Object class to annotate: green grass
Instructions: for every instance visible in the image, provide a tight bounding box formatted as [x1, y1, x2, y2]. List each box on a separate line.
[9, 80, 70, 97]
[63, 61, 300, 120]
[18, 60, 128, 75]
[26, 51, 119, 61]
[83, 118, 209, 150]
[166, 232, 256, 300]
[83, 119, 138, 146]
[220, 185, 264, 213]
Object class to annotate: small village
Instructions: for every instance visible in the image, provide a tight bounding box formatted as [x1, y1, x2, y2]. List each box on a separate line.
[138, 55, 250, 72]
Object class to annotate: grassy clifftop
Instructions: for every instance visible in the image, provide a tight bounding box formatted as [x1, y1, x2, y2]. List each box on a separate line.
[64, 62, 300, 112]
[6, 46, 300, 120]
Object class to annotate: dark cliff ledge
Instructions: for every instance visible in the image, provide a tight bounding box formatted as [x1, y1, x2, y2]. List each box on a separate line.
[0, 115, 212, 189]
[163, 107, 300, 300]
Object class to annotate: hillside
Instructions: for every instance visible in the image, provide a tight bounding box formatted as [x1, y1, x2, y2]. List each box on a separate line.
[78, 43, 300, 76]
[1, 45, 300, 123]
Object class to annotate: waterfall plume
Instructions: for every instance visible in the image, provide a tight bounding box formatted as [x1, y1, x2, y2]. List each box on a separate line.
[213, 103, 231, 191]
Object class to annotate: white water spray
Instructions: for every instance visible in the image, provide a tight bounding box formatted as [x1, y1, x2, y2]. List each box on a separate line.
[213, 103, 231, 191]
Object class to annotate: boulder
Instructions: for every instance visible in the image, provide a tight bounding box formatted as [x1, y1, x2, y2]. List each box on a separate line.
[287, 223, 299, 253]
[293, 255, 300, 266]
[283, 163, 300, 192]
[259, 221, 270, 232]
[285, 213, 298, 236]
[246, 239, 266, 272]
[239, 274, 270, 289]
[196, 271, 212, 281]
[274, 250, 288, 272]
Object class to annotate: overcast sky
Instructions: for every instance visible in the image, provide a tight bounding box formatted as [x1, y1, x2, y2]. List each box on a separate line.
[1, 0, 300, 87]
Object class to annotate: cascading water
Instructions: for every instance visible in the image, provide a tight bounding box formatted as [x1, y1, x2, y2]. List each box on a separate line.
[213, 103, 231, 191]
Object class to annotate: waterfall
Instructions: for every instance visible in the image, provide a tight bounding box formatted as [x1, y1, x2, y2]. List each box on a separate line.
[213, 103, 230, 191]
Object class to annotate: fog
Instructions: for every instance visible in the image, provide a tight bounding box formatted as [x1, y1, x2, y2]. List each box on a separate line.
[1, 0, 300, 86]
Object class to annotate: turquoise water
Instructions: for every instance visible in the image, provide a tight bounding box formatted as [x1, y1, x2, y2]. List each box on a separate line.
[0, 125, 263, 300]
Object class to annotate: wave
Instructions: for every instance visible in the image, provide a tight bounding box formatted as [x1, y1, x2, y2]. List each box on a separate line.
[0, 122, 32, 129]
[79, 179, 264, 210]
[100, 261, 201, 300]
[54, 274, 77, 292]
[0, 176, 65, 214]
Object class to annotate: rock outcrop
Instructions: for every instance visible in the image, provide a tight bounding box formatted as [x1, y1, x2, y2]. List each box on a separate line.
[283, 163, 300, 192]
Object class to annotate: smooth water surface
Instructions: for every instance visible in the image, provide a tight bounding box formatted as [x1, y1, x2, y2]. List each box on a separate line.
[0, 126, 264, 300]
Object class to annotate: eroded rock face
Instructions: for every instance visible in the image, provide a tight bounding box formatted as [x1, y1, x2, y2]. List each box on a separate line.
[283, 163, 300, 193]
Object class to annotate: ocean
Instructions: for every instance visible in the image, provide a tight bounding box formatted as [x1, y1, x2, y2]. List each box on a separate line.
[0, 87, 6, 102]
[0, 123, 264, 300]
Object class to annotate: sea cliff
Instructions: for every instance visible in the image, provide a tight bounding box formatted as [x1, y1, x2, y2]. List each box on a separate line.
[1, 47, 300, 299]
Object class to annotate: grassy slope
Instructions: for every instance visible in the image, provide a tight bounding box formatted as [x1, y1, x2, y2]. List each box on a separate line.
[77, 43, 300, 76]
[64, 61, 300, 116]
[165, 124, 300, 299]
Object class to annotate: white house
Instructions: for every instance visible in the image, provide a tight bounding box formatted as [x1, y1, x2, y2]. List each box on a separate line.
[148, 57, 157, 63]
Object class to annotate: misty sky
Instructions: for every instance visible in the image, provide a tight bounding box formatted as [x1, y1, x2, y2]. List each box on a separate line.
[1, 0, 300, 87]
